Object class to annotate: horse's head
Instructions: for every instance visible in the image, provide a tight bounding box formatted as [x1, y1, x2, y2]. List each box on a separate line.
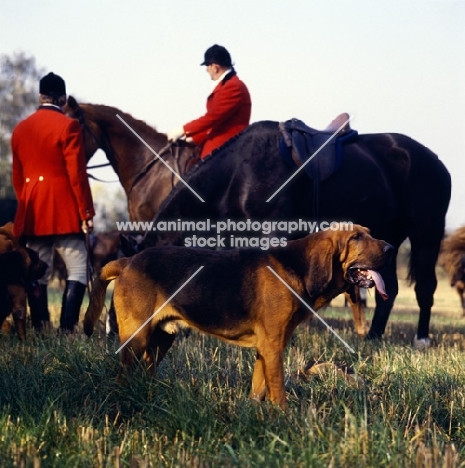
[64, 96, 102, 161]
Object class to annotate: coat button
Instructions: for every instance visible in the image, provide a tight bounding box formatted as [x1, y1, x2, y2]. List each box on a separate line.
[26, 178, 30, 183]
[39, 176, 44, 181]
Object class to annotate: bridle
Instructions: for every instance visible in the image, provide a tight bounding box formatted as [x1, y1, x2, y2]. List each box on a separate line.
[73, 106, 120, 183]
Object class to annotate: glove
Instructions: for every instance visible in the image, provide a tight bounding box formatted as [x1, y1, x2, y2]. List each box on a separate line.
[167, 126, 185, 142]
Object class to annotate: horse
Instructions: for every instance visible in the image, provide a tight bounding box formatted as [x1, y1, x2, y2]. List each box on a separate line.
[146, 120, 451, 344]
[63, 96, 200, 222]
[438, 226, 465, 315]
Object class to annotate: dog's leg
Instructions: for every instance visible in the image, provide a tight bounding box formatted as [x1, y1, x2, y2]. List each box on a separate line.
[147, 326, 176, 369]
[260, 347, 286, 409]
[456, 282, 465, 316]
[345, 286, 369, 337]
[250, 353, 267, 401]
[119, 327, 151, 370]
[9, 284, 27, 341]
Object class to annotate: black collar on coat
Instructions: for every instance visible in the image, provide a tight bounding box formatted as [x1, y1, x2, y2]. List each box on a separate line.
[220, 69, 237, 86]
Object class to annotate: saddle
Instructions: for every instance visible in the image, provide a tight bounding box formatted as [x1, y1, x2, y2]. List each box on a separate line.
[279, 113, 358, 182]
[279, 114, 358, 221]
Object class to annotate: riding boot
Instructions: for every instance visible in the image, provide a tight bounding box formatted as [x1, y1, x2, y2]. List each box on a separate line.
[27, 284, 51, 332]
[59, 280, 86, 333]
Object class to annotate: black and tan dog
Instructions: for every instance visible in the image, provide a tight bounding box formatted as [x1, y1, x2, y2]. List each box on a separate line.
[0, 247, 48, 340]
[84, 225, 393, 408]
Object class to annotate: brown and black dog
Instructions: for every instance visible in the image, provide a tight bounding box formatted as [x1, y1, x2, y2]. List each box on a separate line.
[84, 225, 393, 408]
[0, 247, 48, 340]
[0, 222, 48, 340]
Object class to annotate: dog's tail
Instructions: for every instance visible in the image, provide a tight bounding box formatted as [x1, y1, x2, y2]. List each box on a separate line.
[83, 257, 130, 336]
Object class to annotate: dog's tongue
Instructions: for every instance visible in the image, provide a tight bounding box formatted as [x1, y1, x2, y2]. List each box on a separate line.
[368, 270, 388, 300]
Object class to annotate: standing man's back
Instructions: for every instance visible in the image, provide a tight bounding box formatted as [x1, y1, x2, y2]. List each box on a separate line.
[12, 72, 95, 334]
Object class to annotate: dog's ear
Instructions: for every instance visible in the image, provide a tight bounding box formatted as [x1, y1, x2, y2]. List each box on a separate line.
[0, 222, 19, 251]
[304, 238, 334, 298]
[24, 247, 48, 280]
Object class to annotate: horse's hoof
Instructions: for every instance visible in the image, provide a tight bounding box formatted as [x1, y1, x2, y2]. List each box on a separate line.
[365, 330, 382, 341]
[413, 335, 431, 351]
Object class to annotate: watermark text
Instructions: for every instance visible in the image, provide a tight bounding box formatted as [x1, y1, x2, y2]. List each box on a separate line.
[116, 218, 354, 250]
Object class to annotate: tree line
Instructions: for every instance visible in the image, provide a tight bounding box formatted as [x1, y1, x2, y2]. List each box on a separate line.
[0, 52, 43, 199]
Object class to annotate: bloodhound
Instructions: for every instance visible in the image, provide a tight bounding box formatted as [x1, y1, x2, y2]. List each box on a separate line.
[0, 222, 48, 339]
[84, 225, 393, 408]
[0, 247, 48, 340]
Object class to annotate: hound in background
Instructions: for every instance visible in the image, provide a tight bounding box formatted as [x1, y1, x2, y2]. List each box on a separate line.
[439, 226, 465, 316]
[0, 222, 47, 339]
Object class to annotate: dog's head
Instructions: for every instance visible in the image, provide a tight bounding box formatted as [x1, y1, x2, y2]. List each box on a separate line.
[303, 224, 394, 300]
[0, 247, 47, 303]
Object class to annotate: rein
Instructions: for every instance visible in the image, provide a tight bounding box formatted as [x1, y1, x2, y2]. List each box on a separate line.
[85, 230, 94, 295]
[87, 162, 112, 170]
[127, 142, 199, 197]
[75, 106, 121, 184]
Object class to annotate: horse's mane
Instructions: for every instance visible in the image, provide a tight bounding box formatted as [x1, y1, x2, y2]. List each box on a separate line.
[438, 226, 465, 281]
[155, 121, 278, 216]
[81, 102, 164, 141]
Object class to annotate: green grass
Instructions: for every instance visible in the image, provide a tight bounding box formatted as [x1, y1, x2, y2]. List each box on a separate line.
[1, 280, 465, 467]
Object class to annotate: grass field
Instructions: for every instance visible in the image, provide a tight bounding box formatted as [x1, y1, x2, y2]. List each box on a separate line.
[1, 267, 465, 467]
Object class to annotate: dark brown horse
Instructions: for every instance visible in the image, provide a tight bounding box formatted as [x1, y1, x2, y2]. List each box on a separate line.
[147, 121, 451, 344]
[63, 96, 199, 222]
[439, 226, 465, 315]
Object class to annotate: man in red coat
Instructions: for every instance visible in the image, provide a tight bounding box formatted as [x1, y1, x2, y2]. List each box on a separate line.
[168, 45, 251, 159]
[11, 72, 95, 333]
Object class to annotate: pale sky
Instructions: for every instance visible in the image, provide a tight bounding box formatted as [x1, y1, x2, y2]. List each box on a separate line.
[1, 0, 464, 230]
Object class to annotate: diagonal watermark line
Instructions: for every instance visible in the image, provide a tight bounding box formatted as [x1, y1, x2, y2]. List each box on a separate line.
[116, 114, 205, 202]
[266, 266, 355, 353]
[115, 265, 204, 354]
[266, 115, 354, 202]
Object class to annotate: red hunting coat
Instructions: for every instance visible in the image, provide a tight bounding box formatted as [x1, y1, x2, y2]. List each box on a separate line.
[184, 72, 251, 159]
[12, 106, 95, 237]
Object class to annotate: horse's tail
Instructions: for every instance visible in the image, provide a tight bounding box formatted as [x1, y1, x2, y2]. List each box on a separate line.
[83, 257, 131, 336]
[403, 142, 451, 287]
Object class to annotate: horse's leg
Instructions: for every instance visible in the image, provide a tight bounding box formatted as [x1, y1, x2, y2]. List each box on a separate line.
[366, 259, 398, 339]
[410, 239, 441, 340]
